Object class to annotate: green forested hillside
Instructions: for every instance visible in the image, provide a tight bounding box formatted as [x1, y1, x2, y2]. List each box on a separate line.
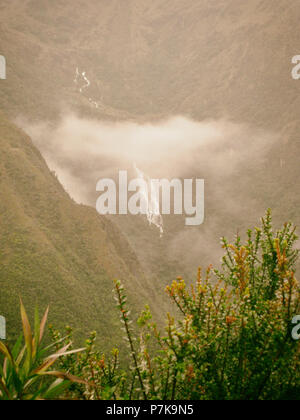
[0, 110, 163, 349]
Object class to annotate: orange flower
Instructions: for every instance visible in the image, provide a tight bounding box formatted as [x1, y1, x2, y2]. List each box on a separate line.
[226, 316, 237, 325]
[98, 357, 105, 369]
[186, 365, 195, 382]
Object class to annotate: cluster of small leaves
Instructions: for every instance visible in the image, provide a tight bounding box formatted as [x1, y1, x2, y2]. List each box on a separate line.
[49, 324, 129, 400]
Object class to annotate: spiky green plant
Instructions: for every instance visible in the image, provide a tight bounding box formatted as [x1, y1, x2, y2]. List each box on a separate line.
[0, 301, 86, 400]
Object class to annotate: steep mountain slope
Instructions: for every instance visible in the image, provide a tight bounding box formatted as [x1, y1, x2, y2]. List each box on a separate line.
[0, 0, 300, 336]
[1, 0, 300, 128]
[0, 110, 163, 348]
[1, 0, 299, 207]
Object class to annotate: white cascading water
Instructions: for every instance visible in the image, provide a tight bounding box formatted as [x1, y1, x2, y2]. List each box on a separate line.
[74, 67, 99, 108]
[74, 69, 164, 236]
[134, 164, 164, 237]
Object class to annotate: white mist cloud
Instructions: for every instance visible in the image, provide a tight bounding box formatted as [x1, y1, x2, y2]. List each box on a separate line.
[19, 114, 275, 206]
[18, 113, 279, 274]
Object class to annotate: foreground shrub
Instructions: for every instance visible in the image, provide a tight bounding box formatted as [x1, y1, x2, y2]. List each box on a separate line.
[53, 210, 299, 400]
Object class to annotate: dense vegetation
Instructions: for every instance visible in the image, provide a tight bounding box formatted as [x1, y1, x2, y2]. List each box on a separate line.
[0, 111, 166, 350]
[1, 211, 299, 400]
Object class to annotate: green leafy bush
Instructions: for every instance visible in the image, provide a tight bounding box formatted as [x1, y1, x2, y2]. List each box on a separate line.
[2, 211, 299, 400]
[53, 210, 300, 400]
